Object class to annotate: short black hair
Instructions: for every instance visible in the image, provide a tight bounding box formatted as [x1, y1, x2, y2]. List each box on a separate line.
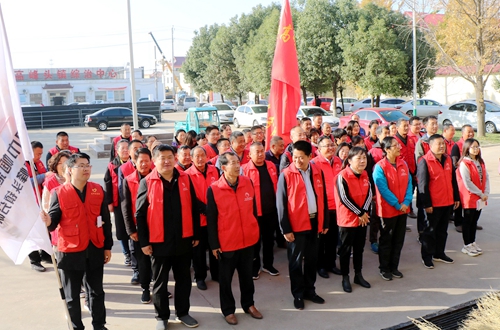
[229, 131, 244, 143]
[216, 138, 230, 147]
[249, 142, 264, 150]
[318, 136, 334, 146]
[31, 141, 43, 149]
[242, 128, 251, 134]
[152, 144, 175, 158]
[292, 140, 312, 156]
[396, 118, 408, 127]
[369, 120, 379, 128]
[300, 117, 312, 124]
[132, 129, 143, 137]
[443, 122, 454, 131]
[270, 136, 283, 145]
[423, 115, 438, 125]
[135, 147, 152, 160]
[409, 116, 421, 125]
[129, 139, 143, 147]
[56, 131, 69, 139]
[351, 135, 364, 146]
[205, 125, 219, 135]
[310, 128, 320, 136]
[219, 151, 237, 166]
[332, 128, 347, 139]
[428, 134, 444, 144]
[196, 132, 206, 140]
[117, 139, 130, 149]
[312, 113, 322, 118]
[66, 152, 90, 168]
[177, 145, 191, 153]
[251, 125, 263, 134]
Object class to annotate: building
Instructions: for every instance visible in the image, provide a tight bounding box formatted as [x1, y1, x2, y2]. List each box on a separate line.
[163, 56, 193, 98]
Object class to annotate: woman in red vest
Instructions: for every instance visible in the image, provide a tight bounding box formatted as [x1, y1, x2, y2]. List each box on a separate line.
[334, 147, 372, 293]
[373, 137, 413, 281]
[456, 139, 489, 257]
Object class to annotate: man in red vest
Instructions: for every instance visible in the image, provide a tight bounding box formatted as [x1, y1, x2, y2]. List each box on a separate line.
[41, 152, 112, 330]
[207, 152, 263, 325]
[407, 116, 423, 146]
[277, 141, 329, 310]
[245, 125, 266, 150]
[135, 145, 200, 330]
[201, 125, 220, 159]
[45, 131, 80, 166]
[109, 123, 132, 161]
[265, 136, 285, 170]
[442, 123, 456, 155]
[279, 126, 307, 172]
[175, 145, 192, 172]
[121, 148, 154, 304]
[229, 131, 250, 165]
[242, 142, 280, 279]
[185, 146, 220, 290]
[417, 134, 460, 269]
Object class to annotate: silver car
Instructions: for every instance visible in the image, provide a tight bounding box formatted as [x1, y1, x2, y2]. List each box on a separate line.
[297, 106, 339, 126]
[439, 100, 500, 133]
[398, 99, 447, 117]
[204, 103, 234, 123]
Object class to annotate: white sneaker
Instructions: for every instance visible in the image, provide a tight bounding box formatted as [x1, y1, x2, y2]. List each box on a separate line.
[461, 244, 479, 257]
[471, 242, 483, 254]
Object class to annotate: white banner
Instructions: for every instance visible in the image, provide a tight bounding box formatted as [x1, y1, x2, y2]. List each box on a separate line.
[0, 5, 52, 264]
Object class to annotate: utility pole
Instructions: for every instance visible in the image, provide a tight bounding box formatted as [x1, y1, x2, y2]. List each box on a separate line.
[127, 0, 138, 129]
[154, 45, 158, 101]
[171, 26, 175, 101]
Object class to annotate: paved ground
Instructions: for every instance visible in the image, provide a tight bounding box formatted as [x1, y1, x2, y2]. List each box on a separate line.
[1, 114, 500, 329]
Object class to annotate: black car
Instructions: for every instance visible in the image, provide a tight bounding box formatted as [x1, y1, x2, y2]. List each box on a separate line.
[84, 107, 157, 131]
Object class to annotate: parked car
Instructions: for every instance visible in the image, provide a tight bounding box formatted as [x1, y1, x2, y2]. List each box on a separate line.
[297, 106, 339, 126]
[438, 100, 500, 133]
[84, 107, 157, 131]
[183, 97, 198, 111]
[160, 99, 177, 112]
[233, 105, 268, 128]
[174, 107, 220, 133]
[349, 98, 373, 111]
[339, 108, 409, 133]
[203, 103, 235, 123]
[349, 98, 406, 112]
[380, 98, 406, 108]
[330, 97, 358, 114]
[138, 97, 151, 102]
[245, 99, 269, 106]
[212, 100, 237, 110]
[307, 97, 334, 112]
[398, 99, 447, 117]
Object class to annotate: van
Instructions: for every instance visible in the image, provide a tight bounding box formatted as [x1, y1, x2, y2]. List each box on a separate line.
[183, 97, 198, 111]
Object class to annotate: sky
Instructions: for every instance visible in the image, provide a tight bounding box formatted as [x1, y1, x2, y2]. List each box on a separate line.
[1, 0, 278, 72]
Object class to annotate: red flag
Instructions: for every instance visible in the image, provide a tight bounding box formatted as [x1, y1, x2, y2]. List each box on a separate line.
[265, 0, 301, 150]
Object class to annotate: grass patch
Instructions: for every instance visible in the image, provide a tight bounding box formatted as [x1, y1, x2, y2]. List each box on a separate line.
[440, 130, 500, 146]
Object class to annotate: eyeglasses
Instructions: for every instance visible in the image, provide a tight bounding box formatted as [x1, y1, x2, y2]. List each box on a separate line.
[470, 146, 481, 150]
[320, 144, 336, 148]
[72, 164, 92, 169]
[390, 144, 401, 149]
[252, 132, 264, 136]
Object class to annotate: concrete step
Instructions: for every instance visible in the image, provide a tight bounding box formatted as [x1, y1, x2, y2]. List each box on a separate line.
[84, 145, 110, 159]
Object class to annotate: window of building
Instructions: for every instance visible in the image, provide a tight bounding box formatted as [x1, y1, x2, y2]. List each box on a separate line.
[95, 91, 107, 101]
[30, 93, 42, 105]
[114, 90, 125, 101]
[74, 92, 86, 102]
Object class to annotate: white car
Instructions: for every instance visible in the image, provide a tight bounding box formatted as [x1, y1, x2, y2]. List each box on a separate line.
[297, 106, 339, 126]
[203, 103, 234, 123]
[349, 98, 373, 111]
[160, 99, 177, 112]
[439, 100, 500, 133]
[233, 105, 268, 128]
[398, 99, 447, 117]
[183, 97, 198, 111]
[349, 98, 405, 111]
[330, 97, 358, 114]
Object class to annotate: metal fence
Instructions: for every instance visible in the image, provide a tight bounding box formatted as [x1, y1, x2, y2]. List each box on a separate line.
[22, 102, 162, 129]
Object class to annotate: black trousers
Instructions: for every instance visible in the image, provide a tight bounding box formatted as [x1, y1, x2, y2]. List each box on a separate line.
[421, 206, 452, 261]
[151, 252, 192, 320]
[254, 211, 277, 271]
[454, 205, 463, 227]
[318, 210, 338, 270]
[274, 216, 286, 247]
[338, 226, 367, 276]
[369, 204, 381, 244]
[133, 241, 152, 289]
[193, 226, 219, 282]
[128, 239, 138, 271]
[218, 246, 255, 316]
[287, 231, 319, 299]
[60, 263, 106, 330]
[462, 209, 481, 245]
[378, 214, 407, 272]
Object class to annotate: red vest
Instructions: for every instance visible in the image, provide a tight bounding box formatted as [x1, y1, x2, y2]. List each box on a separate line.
[369, 147, 384, 165]
[241, 160, 278, 216]
[444, 139, 455, 155]
[335, 167, 370, 227]
[145, 168, 194, 242]
[312, 155, 342, 210]
[27, 160, 47, 203]
[107, 162, 122, 207]
[120, 160, 136, 179]
[283, 163, 325, 233]
[185, 164, 219, 226]
[407, 131, 422, 146]
[375, 158, 410, 218]
[364, 136, 377, 151]
[234, 149, 250, 165]
[456, 159, 487, 209]
[113, 135, 132, 156]
[49, 145, 79, 156]
[423, 152, 454, 207]
[210, 175, 260, 252]
[422, 140, 430, 155]
[43, 175, 63, 245]
[455, 138, 465, 156]
[394, 135, 416, 174]
[202, 143, 218, 159]
[56, 182, 105, 252]
[124, 170, 142, 225]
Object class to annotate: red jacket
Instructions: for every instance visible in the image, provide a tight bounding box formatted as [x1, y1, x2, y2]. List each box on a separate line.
[407, 130, 422, 146]
[211, 175, 259, 252]
[422, 152, 454, 207]
[145, 168, 194, 242]
[185, 164, 219, 226]
[283, 162, 325, 233]
[455, 138, 465, 156]
[125, 170, 142, 224]
[120, 160, 136, 179]
[364, 136, 378, 151]
[369, 147, 384, 165]
[202, 144, 218, 160]
[241, 160, 278, 216]
[456, 159, 487, 209]
[49, 145, 79, 156]
[335, 168, 370, 227]
[375, 158, 410, 218]
[394, 134, 416, 174]
[43, 175, 63, 245]
[312, 155, 342, 210]
[55, 182, 105, 252]
[107, 162, 120, 207]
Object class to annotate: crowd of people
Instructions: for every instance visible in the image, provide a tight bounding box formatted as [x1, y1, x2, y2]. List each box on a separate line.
[29, 112, 489, 329]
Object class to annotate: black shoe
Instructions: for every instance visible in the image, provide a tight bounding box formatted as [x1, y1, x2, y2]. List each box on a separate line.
[293, 298, 304, 310]
[41, 256, 53, 264]
[141, 289, 151, 304]
[317, 268, 329, 278]
[379, 271, 393, 281]
[252, 269, 261, 280]
[329, 267, 342, 275]
[476, 225, 483, 230]
[433, 255, 454, 264]
[304, 294, 325, 304]
[391, 270, 403, 278]
[31, 262, 46, 272]
[422, 259, 434, 269]
[196, 280, 207, 291]
[177, 314, 199, 328]
[354, 273, 371, 288]
[131, 271, 140, 285]
[408, 211, 417, 219]
[455, 225, 463, 233]
[262, 266, 280, 276]
[167, 291, 173, 298]
[342, 276, 352, 293]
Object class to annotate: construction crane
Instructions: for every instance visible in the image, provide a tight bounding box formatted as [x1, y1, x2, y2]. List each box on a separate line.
[148, 32, 183, 95]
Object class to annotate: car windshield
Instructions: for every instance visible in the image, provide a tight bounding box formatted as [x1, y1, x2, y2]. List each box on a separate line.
[211, 104, 232, 110]
[196, 110, 220, 128]
[379, 110, 408, 122]
[252, 106, 268, 114]
[485, 102, 500, 112]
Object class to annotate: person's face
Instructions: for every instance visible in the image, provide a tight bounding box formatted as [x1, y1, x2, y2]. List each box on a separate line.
[192, 148, 207, 169]
[348, 152, 367, 173]
[313, 116, 322, 128]
[271, 139, 285, 156]
[463, 127, 475, 139]
[389, 124, 397, 136]
[323, 123, 332, 135]
[232, 136, 246, 154]
[301, 120, 312, 133]
[56, 156, 69, 176]
[426, 119, 438, 135]
[291, 127, 307, 143]
[352, 123, 360, 135]
[136, 154, 152, 176]
[251, 129, 264, 143]
[369, 124, 378, 136]
[56, 136, 69, 150]
[178, 149, 192, 166]
[354, 141, 366, 149]
[131, 132, 142, 141]
[154, 150, 176, 175]
[244, 132, 252, 144]
[310, 133, 319, 144]
[129, 142, 142, 162]
[443, 126, 455, 140]
[218, 141, 230, 153]
[197, 137, 208, 146]
[397, 121, 409, 136]
[176, 132, 187, 143]
[207, 129, 220, 144]
[117, 142, 129, 161]
[70, 158, 92, 181]
[468, 141, 480, 158]
[250, 144, 265, 165]
[378, 129, 390, 141]
[222, 126, 232, 138]
[147, 136, 156, 148]
[292, 149, 311, 171]
[352, 114, 360, 122]
[338, 146, 350, 160]
[222, 154, 240, 178]
[33, 147, 43, 162]
[410, 120, 422, 134]
[319, 139, 336, 159]
[121, 125, 131, 138]
[386, 140, 401, 158]
[430, 137, 445, 156]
